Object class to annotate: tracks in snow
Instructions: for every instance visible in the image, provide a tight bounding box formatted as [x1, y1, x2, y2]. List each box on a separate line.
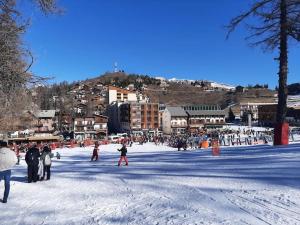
[222, 189, 300, 225]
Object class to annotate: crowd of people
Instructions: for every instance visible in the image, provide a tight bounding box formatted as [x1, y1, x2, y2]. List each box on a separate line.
[1, 126, 298, 204]
[0, 141, 57, 203]
[164, 128, 274, 150]
[124, 127, 276, 151]
[24, 143, 53, 183]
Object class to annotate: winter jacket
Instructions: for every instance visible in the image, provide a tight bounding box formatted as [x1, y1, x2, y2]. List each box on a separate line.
[38, 159, 44, 177]
[118, 146, 127, 156]
[25, 147, 40, 166]
[0, 147, 17, 171]
[41, 146, 53, 164]
[40, 150, 52, 166]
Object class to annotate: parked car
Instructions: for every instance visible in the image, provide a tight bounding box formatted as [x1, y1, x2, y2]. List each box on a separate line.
[108, 135, 121, 143]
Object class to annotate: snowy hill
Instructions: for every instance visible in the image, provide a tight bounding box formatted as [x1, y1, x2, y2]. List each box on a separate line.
[209, 81, 236, 91]
[1, 143, 300, 225]
[166, 77, 236, 90]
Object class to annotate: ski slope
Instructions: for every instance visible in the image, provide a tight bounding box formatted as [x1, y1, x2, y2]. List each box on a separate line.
[1, 143, 300, 225]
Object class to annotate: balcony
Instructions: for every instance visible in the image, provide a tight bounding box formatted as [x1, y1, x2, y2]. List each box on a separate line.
[204, 121, 226, 125]
[34, 127, 54, 133]
[34, 123, 43, 128]
[171, 124, 187, 128]
[95, 128, 107, 132]
[189, 120, 205, 125]
[75, 128, 84, 132]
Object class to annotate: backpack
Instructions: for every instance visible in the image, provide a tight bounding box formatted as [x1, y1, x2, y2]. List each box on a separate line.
[44, 154, 51, 166]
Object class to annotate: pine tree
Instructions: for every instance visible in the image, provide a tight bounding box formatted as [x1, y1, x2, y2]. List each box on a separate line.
[227, 0, 300, 145]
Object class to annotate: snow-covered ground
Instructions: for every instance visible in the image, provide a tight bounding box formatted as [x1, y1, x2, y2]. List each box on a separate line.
[1, 143, 300, 225]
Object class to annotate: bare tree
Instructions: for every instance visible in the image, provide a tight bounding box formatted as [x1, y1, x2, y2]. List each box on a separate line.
[0, 0, 58, 139]
[34, 0, 58, 13]
[227, 0, 300, 145]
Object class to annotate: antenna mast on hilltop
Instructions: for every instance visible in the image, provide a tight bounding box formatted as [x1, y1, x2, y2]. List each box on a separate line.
[114, 62, 118, 73]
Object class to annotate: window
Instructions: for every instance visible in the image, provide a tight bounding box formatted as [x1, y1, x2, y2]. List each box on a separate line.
[117, 92, 122, 100]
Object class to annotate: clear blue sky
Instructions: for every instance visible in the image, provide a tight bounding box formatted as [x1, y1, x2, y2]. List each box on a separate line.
[22, 0, 300, 88]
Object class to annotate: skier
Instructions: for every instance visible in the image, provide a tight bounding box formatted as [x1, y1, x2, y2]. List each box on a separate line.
[91, 142, 99, 161]
[177, 138, 183, 151]
[55, 152, 61, 159]
[236, 134, 242, 145]
[12, 143, 20, 165]
[160, 135, 164, 145]
[117, 144, 128, 166]
[219, 133, 226, 146]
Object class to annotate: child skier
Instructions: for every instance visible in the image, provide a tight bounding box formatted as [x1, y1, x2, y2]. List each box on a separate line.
[91, 142, 99, 161]
[118, 144, 128, 166]
[13, 143, 20, 165]
[55, 152, 61, 159]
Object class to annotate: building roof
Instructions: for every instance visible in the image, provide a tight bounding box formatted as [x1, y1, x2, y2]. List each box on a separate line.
[36, 110, 56, 118]
[108, 85, 134, 94]
[166, 107, 187, 117]
[186, 110, 226, 116]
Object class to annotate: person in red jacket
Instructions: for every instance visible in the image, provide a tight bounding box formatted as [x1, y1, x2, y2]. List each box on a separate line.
[91, 142, 99, 161]
[13, 143, 20, 165]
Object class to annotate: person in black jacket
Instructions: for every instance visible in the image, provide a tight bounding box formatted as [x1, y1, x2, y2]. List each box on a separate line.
[117, 144, 128, 166]
[25, 143, 40, 183]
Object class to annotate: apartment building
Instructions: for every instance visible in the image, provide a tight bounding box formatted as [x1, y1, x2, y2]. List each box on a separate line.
[94, 115, 109, 139]
[107, 85, 149, 133]
[162, 105, 226, 134]
[240, 102, 277, 121]
[74, 115, 108, 140]
[183, 105, 226, 130]
[108, 86, 138, 104]
[162, 107, 188, 135]
[119, 103, 159, 133]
